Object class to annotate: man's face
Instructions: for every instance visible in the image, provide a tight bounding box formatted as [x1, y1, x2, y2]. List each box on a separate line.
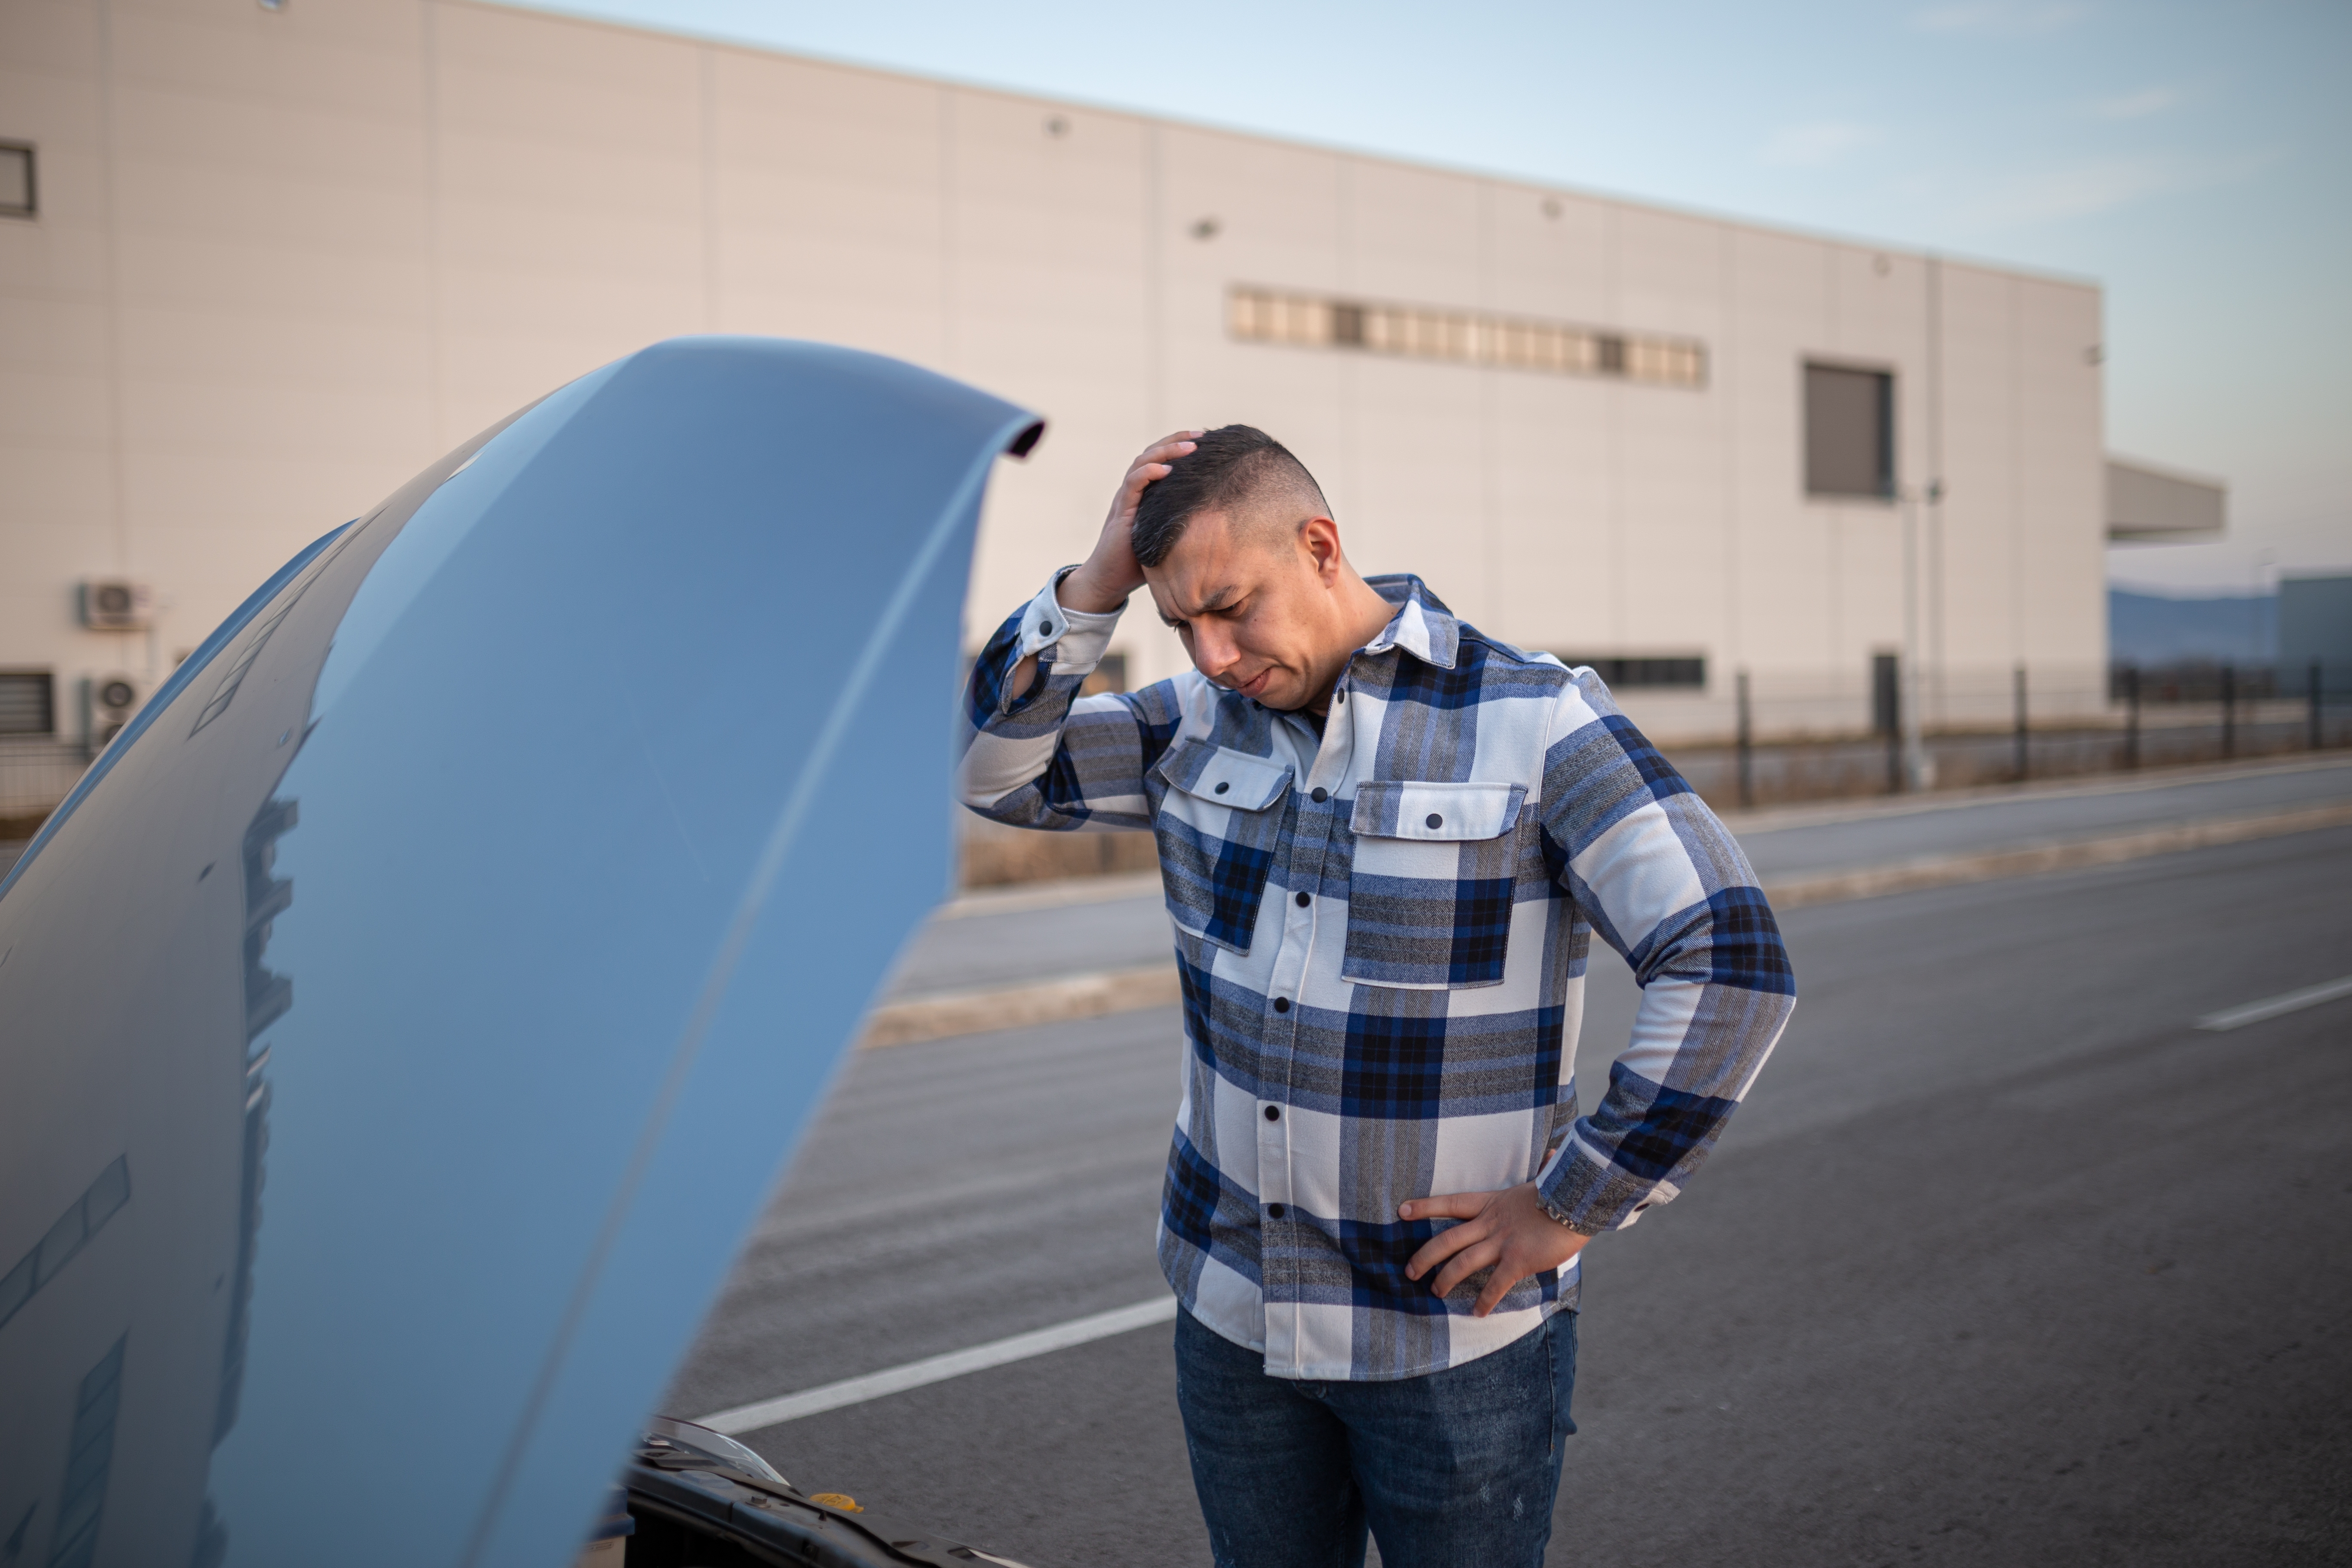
[1142, 508, 1362, 712]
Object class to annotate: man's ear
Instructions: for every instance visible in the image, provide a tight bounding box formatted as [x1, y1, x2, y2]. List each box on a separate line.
[1301, 515, 1344, 584]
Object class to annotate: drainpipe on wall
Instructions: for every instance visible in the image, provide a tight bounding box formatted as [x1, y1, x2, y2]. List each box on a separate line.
[1899, 486, 1935, 792]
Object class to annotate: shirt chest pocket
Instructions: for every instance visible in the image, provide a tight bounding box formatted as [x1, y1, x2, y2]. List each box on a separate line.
[1152, 740, 1295, 954]
[1343, 781, 1528, 989]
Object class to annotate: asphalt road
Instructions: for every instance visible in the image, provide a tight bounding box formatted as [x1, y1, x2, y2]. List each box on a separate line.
[875, 755, 2352, 1001]
[665, 789, 2352, 1566]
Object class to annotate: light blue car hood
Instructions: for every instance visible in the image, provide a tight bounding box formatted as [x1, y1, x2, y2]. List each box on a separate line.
[0, 337, 1039, 1567]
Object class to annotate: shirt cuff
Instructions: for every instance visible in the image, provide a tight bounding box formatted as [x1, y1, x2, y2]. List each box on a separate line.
[1015, 567, 1124, 674]
[1535, 1139, 1671, 1235]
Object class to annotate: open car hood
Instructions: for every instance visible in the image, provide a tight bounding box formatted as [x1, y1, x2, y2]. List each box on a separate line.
[0, 338, 1039, 1568]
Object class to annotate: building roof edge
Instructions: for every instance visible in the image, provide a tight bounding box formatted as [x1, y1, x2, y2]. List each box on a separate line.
[470, 0, 2104, 294]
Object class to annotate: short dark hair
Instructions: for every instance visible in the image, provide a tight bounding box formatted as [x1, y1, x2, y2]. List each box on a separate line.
[1131, 425, 1327, 569]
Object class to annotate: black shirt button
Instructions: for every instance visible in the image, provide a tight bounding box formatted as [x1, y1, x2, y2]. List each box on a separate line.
[1335, 689, 1345, 703]
[1272, 997, 1291, 1014]
[1310, 787, 1328, 803]
[1214, 781, 1230, 794]
[1426, 812, 1443, 829]
[1265, 1105, 1281, 1121]
[1267, 1203, 1287, 1219]
[1295, 890, 1311, 907]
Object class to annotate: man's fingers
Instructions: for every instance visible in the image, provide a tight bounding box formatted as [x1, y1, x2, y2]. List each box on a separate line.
[1113, 449, 1189, 519]
[1134, 441, 1196, 474]
[1130, 449, 1190, 485]
[1139, 435, 1199, 467]
[1400, 1190, 1500, 1282]
[1105, 434, 1199, 531]
[1430, 1237, 1503, 1300]
[1403, 1216, 1485, 1282]
[1398, 1184, 1575, 1313]
[1399, 1191, 1486, 1223]
[1471, 1254, 1532, 1317]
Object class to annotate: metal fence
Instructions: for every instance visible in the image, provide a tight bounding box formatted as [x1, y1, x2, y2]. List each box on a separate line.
[1659, 660, 2352, 810]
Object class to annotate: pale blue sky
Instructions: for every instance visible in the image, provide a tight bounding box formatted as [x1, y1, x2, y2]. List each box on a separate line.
[508, 0, 2349, 594]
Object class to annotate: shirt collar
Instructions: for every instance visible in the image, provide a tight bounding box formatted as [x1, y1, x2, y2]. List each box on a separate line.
[1359, 575, 1460, 670]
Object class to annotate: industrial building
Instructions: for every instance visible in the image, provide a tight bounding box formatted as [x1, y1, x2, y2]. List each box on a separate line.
[2, 0, 2226, 817]
[2281, 576, 2352, 685]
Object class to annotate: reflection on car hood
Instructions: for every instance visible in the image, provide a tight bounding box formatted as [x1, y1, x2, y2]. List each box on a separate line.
[0, 337, 1038, 1568]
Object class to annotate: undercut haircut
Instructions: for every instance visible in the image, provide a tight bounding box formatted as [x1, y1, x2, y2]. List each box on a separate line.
[1130, 425, 1329, 570]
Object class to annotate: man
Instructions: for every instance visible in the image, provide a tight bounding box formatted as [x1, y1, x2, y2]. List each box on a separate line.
[956, 426, 1795, 1567]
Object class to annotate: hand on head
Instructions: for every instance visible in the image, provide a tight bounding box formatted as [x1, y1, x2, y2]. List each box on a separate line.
[1058, 431, 1204, 615]
[1065, 426, 1394, 713]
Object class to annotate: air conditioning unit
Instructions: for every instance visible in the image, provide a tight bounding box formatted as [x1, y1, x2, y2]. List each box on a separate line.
[81, 580, 154, 631]
[86, 674, 139, 747]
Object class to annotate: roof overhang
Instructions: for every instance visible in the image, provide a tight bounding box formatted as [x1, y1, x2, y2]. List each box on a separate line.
[2107, 455, 2227, 543]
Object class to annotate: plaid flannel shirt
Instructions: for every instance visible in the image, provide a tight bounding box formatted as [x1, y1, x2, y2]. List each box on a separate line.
[956, 571, 1795, 1381]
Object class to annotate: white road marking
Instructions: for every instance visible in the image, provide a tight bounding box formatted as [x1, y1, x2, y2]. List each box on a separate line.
[691, 1296, 1179, 1436]
[2196, 975, 2352, 1032]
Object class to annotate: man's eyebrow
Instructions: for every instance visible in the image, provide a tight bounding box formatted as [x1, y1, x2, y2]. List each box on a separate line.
[1161, 585, 1240, 625]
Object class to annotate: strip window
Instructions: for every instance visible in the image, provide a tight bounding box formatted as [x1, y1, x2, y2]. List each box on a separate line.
[1229, 286, 1706, 389]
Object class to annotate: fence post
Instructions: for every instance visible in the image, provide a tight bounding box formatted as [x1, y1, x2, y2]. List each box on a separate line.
[2125, 665, 2141, 769]
[2312, 660, 2324, 751]
[2221, 663, 2236, 760]
[2012, 665, 2028, 782]
[1736, 670, 1754, 808]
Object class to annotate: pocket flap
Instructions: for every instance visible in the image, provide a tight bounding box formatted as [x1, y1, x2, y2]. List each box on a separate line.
[1157, 739, 1294, 813]
[1350, 781, 1525, 841]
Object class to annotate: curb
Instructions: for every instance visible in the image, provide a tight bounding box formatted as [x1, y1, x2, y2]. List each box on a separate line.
[861, 799, 2352, 1049]
[862, 963, 1181, 1048]
[1758, 799, 2352, 909]
[1713, 750, 2352, 836]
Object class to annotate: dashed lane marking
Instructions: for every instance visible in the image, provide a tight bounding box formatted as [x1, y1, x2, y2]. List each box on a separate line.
[2196, 974, 2352, 1033]
[692, 1296, 1179, 1436]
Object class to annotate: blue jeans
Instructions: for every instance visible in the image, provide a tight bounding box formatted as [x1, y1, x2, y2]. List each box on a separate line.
[1173, 1305, 1577, 1568]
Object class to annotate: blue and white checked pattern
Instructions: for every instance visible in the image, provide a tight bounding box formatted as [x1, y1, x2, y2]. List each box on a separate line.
[957, 573, 1796, 1382]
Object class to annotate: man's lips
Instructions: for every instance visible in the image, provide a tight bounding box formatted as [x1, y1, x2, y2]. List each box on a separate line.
[1237, 668, 1274, 698]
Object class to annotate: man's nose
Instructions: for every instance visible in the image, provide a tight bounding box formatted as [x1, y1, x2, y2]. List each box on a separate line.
[1188, 624, 1240, 680]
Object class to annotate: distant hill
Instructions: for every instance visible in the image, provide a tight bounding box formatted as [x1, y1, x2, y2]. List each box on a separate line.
[2109, 589, 2275, 666]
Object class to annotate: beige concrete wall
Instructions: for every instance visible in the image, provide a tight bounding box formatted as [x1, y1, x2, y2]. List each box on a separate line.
[0, 0, 2108, 763]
